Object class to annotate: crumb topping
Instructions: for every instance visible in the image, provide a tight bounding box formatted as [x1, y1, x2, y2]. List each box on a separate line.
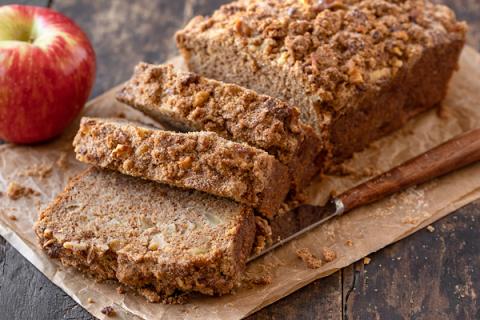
[187, 0, 466, 111]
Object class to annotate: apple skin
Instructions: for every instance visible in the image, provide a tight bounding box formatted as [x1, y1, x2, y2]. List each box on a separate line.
[0, 5, 96, 144]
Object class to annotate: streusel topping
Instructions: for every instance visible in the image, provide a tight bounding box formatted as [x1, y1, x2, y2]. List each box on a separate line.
[189, 0, 466, 111]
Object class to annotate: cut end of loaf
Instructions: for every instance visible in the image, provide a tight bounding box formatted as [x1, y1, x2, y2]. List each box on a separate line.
[34, 167, 256, 300]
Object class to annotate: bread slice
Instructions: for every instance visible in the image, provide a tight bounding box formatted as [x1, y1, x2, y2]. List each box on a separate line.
[34, 167, 256, 302]
[73, 117, 289, 217]
[116, 63, 322, 193]
[176, 0, 466, 165]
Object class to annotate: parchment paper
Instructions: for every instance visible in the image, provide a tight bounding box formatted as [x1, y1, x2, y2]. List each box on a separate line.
[0, 46, 479, 320]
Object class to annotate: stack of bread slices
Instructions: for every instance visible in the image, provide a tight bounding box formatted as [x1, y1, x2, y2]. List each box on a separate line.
[35, 0, 466, 303]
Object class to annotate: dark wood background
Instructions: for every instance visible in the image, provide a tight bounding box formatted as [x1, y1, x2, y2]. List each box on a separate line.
[0, 1, 479, 319]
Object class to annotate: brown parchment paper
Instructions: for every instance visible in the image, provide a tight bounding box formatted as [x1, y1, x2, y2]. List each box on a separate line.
[1, 46, 479, 320]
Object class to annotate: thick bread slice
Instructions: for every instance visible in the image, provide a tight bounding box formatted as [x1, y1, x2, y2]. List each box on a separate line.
[73, 117, 289, 217]
[176, 0, 466, 166]
[34, 167, 256, 302]
[116, 63, 322, 193]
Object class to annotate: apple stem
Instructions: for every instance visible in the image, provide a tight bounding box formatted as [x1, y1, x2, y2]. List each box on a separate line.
[47, 0, 54, 8]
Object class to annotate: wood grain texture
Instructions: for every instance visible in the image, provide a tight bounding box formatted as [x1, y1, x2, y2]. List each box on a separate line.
[0, 237, 93, 320]
[247, 272, 343, 320]
[343, 200, 480, 320]
[52, 0, 232, 98]
[0, 0, 479, 319]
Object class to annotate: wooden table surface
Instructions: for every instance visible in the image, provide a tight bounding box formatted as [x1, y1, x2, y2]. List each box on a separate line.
[0, 1, 479, 319]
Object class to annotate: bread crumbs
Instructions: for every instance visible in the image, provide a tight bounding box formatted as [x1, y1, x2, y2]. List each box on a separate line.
[322, 247, 337, 263]
[6, 182, 40, 200]
[100, 306, 116, 317]
[87, 297, 94, 304]
[137, 288, 189, 304]
[18, 164, 52, 179]
[402, 216, 419, 225]
[296, 248, 322, 269]
[345, 240, 353, 246]
[364, 257, 371, 265]
[331, 163, 381, 178]
[426, 225, 435, 232]
[56, 152, 69, 169]
[436, 105, 449, 119]
[242, 263, 274, 288]
[242, 272, 273, 287]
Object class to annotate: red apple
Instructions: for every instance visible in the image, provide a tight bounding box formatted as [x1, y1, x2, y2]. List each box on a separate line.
[0, 5, 96, 144]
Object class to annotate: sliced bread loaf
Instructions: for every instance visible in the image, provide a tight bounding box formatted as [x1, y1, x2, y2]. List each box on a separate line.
[116, 63, 322, 192]
[176, 0, 466, 165]
[73, 117, 290, 217]
[34, 167, 256, 302]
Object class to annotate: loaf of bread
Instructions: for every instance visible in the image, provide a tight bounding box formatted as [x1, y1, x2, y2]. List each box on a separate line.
[35, 167, 256, 302]
[73, 117, 290, 217]
[117, 63, 322, 193]
[176, 0, 466, 164]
